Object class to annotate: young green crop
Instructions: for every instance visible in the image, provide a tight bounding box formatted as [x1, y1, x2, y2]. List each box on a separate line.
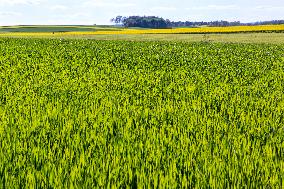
[0, 38, 283, 188]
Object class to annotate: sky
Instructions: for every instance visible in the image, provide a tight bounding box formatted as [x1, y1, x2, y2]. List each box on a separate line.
[0, 0, 283, 25]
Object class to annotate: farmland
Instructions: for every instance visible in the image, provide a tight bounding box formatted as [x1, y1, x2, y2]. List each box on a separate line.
[0, 38, 284, 188]
[1, 25, 284, 37]
[6, 33, 282, 44]
[1, 25, 284, 44]
[0, 25, 122, 33]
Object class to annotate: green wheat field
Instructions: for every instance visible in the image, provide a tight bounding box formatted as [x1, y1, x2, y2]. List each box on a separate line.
[0, 38, 283, 188]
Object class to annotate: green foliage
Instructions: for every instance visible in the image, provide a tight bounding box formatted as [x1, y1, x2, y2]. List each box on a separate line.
[0, 38, 283, 188]
[122, 16, 170, 28]
[0, 26, 121, 33]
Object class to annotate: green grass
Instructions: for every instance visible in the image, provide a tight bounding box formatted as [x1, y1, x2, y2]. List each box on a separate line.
[0, 25, 122, 33]
[0, 38, 283, 188]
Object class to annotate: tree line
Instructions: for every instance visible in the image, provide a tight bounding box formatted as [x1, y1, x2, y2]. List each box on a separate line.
[111, 16, 284, 28]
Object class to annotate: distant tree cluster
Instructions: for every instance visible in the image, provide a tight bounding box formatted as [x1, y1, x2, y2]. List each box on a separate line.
[111, 16, 284, 28]
[170, 21, 241, 27]
[244, 20, 284, 26]
[111, 16, 170, 28]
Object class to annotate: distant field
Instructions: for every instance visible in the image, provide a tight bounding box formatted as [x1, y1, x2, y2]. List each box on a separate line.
[0, 25, 122, 33]
[51, 33, 284, 44]
[1, 24, 284, 34]
[1, 25, 284, 44]
[1, 32, 284, 44]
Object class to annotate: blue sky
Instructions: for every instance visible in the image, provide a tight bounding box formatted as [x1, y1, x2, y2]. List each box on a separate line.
[0, 0, 283, 25]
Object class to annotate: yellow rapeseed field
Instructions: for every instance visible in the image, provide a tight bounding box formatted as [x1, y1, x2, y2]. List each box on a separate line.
[0, 25, 283, 37]
[93, 25, 284, 34]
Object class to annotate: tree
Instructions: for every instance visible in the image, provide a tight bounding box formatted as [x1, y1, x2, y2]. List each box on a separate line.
[120, 16, 170, 28]
[110, 16, 124, 25]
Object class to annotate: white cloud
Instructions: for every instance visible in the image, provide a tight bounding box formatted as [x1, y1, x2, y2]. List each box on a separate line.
[0, 0, 44, 6]
[50, 12, 91, 20]
[46, 12, 95, 25]
[187, 5, 240, 11]
[254, 5, 284, 11]
[82, 0, 135, 8]
[150, 7, 177, 11]
[0, 11, 22, 17]
[50, 5, 69, 11]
